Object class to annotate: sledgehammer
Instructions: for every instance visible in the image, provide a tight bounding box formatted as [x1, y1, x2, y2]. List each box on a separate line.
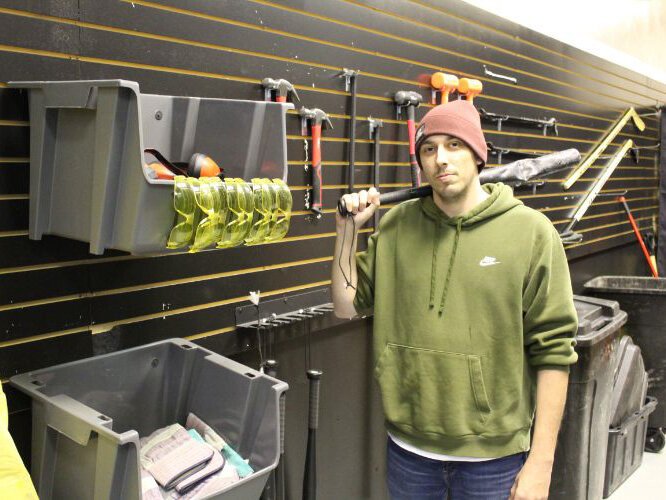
[394, 91, 423, 188]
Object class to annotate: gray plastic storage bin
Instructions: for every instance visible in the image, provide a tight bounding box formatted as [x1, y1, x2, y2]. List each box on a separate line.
[603, 397, 657, 498]
[9, 80, 293, 255]
[584, 276, 666, 431]
[550, 295, 627, 500]
[9, 339, 288, 500]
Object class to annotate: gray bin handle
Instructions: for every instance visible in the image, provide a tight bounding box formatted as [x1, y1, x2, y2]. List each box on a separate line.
[44, 394, 138, 446]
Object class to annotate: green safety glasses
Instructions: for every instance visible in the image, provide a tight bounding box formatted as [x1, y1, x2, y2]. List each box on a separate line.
[265, 179, 292, 242]
[245, 178, 276, 246]
[167, 177, 292, 251]
[190, 177, 228, 252]
[167, 175, 197, 249]
[217, 178, 255, 249]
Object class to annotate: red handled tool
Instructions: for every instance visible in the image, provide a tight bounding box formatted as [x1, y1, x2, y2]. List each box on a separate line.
[299, 107, 333, 217]
[394, 91, 423, 187]
[262, 78, 299, 103]
[618, 196, 658, 277]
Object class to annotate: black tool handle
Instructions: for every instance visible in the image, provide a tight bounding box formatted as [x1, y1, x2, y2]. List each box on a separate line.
[373, 124, 381, 229]
[407, 106, 420, 187]
[303, 369, 322, 500]
[348, 75, 357, 192]
[337, 185, 432, 217]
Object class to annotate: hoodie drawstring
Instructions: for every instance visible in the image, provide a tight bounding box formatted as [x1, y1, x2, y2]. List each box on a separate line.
[433, 219, 462, 315]
[428, 225, 441, 309]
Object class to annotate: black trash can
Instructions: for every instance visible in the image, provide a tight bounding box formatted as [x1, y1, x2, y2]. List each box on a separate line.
[602, 336, 652, 497]
[584, 276, 666, 449]
[550, 295, 627, 500]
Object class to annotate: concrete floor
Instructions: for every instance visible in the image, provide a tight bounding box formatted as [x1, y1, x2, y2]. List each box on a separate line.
[608, 448, 665, 499]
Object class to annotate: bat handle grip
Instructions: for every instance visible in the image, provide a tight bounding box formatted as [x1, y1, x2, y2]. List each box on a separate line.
[337, 198, 350, 217]
[307, 369, 322, 430]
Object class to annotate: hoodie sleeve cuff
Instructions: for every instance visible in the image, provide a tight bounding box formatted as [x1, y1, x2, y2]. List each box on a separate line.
[535, 364, 570, 373]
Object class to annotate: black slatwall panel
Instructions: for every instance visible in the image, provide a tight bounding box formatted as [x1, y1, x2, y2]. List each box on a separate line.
[0, 0, 662, 414]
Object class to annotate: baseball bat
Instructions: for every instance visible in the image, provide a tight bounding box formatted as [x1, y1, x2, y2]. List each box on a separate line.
[337, 148, 581, 217]
[302, 369, 322, 500]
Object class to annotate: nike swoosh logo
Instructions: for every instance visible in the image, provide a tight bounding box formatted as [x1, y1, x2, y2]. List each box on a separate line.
[479, 257, 501, 267]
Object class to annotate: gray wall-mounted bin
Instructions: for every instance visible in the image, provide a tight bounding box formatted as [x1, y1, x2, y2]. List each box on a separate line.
[9, 80, 293, 255]
[9, 338, 288, 500]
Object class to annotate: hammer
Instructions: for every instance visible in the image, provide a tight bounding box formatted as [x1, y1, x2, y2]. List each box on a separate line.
[394, 91, 423, 187]
[458, 78, 483, 103]
[430, 72, 459, 105]
[262, 78, 300, 103]
[299, 107, 333, 216]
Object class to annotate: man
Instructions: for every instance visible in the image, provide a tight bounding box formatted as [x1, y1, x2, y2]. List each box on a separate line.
[332, 100, 577, 500]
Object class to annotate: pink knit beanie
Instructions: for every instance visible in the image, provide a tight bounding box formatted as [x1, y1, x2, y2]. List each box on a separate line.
[414, 100, 487, 170]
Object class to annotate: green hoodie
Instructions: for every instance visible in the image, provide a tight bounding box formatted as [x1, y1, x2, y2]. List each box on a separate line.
[354, 183, 578, 458]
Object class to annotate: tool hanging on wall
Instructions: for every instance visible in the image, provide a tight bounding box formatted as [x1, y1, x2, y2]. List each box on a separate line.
[430, 72, 459, 104]
[618, 196, 659, 277]
[262, 78, 300, 103]
[486, 142, 540, 165]
[340, 69, 360, 193]
[483, 65, 518, 85]
[368, 117, 384, 229]
[300, 307, 324, 500]
[458, 78, 483, 103]
[338, 148, 580, 216]
[300, 107, 333, 218]
[600, 142, 660, 164]
[394, 91, 423, 187]
[563, 107, 645, 190]
[645, 215, 659, 273]
[479, 108, 558, 136]
[560, 140, 634, 244]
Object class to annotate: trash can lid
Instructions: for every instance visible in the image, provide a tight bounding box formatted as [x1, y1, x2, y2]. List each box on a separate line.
[573, 295, 627, 346]
[584, 275, 666, 296]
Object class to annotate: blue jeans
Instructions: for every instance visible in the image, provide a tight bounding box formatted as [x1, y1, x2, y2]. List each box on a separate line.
[387, 437, 527, 500]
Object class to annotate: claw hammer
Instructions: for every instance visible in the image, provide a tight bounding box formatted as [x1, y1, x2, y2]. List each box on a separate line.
[300, 107, 333, 216]
[262, 78, 300, 103]
[394, 91, 423, 187]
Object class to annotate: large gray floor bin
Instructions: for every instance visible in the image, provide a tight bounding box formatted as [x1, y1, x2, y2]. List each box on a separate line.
[10, 339, 288, 500]
[9, 80, 293, 254]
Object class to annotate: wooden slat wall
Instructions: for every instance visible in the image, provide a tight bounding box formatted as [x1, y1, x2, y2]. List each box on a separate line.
[0, 0, 663, 407]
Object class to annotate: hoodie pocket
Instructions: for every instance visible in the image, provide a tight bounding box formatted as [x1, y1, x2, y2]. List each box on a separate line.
[375, 343, 492, 437]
